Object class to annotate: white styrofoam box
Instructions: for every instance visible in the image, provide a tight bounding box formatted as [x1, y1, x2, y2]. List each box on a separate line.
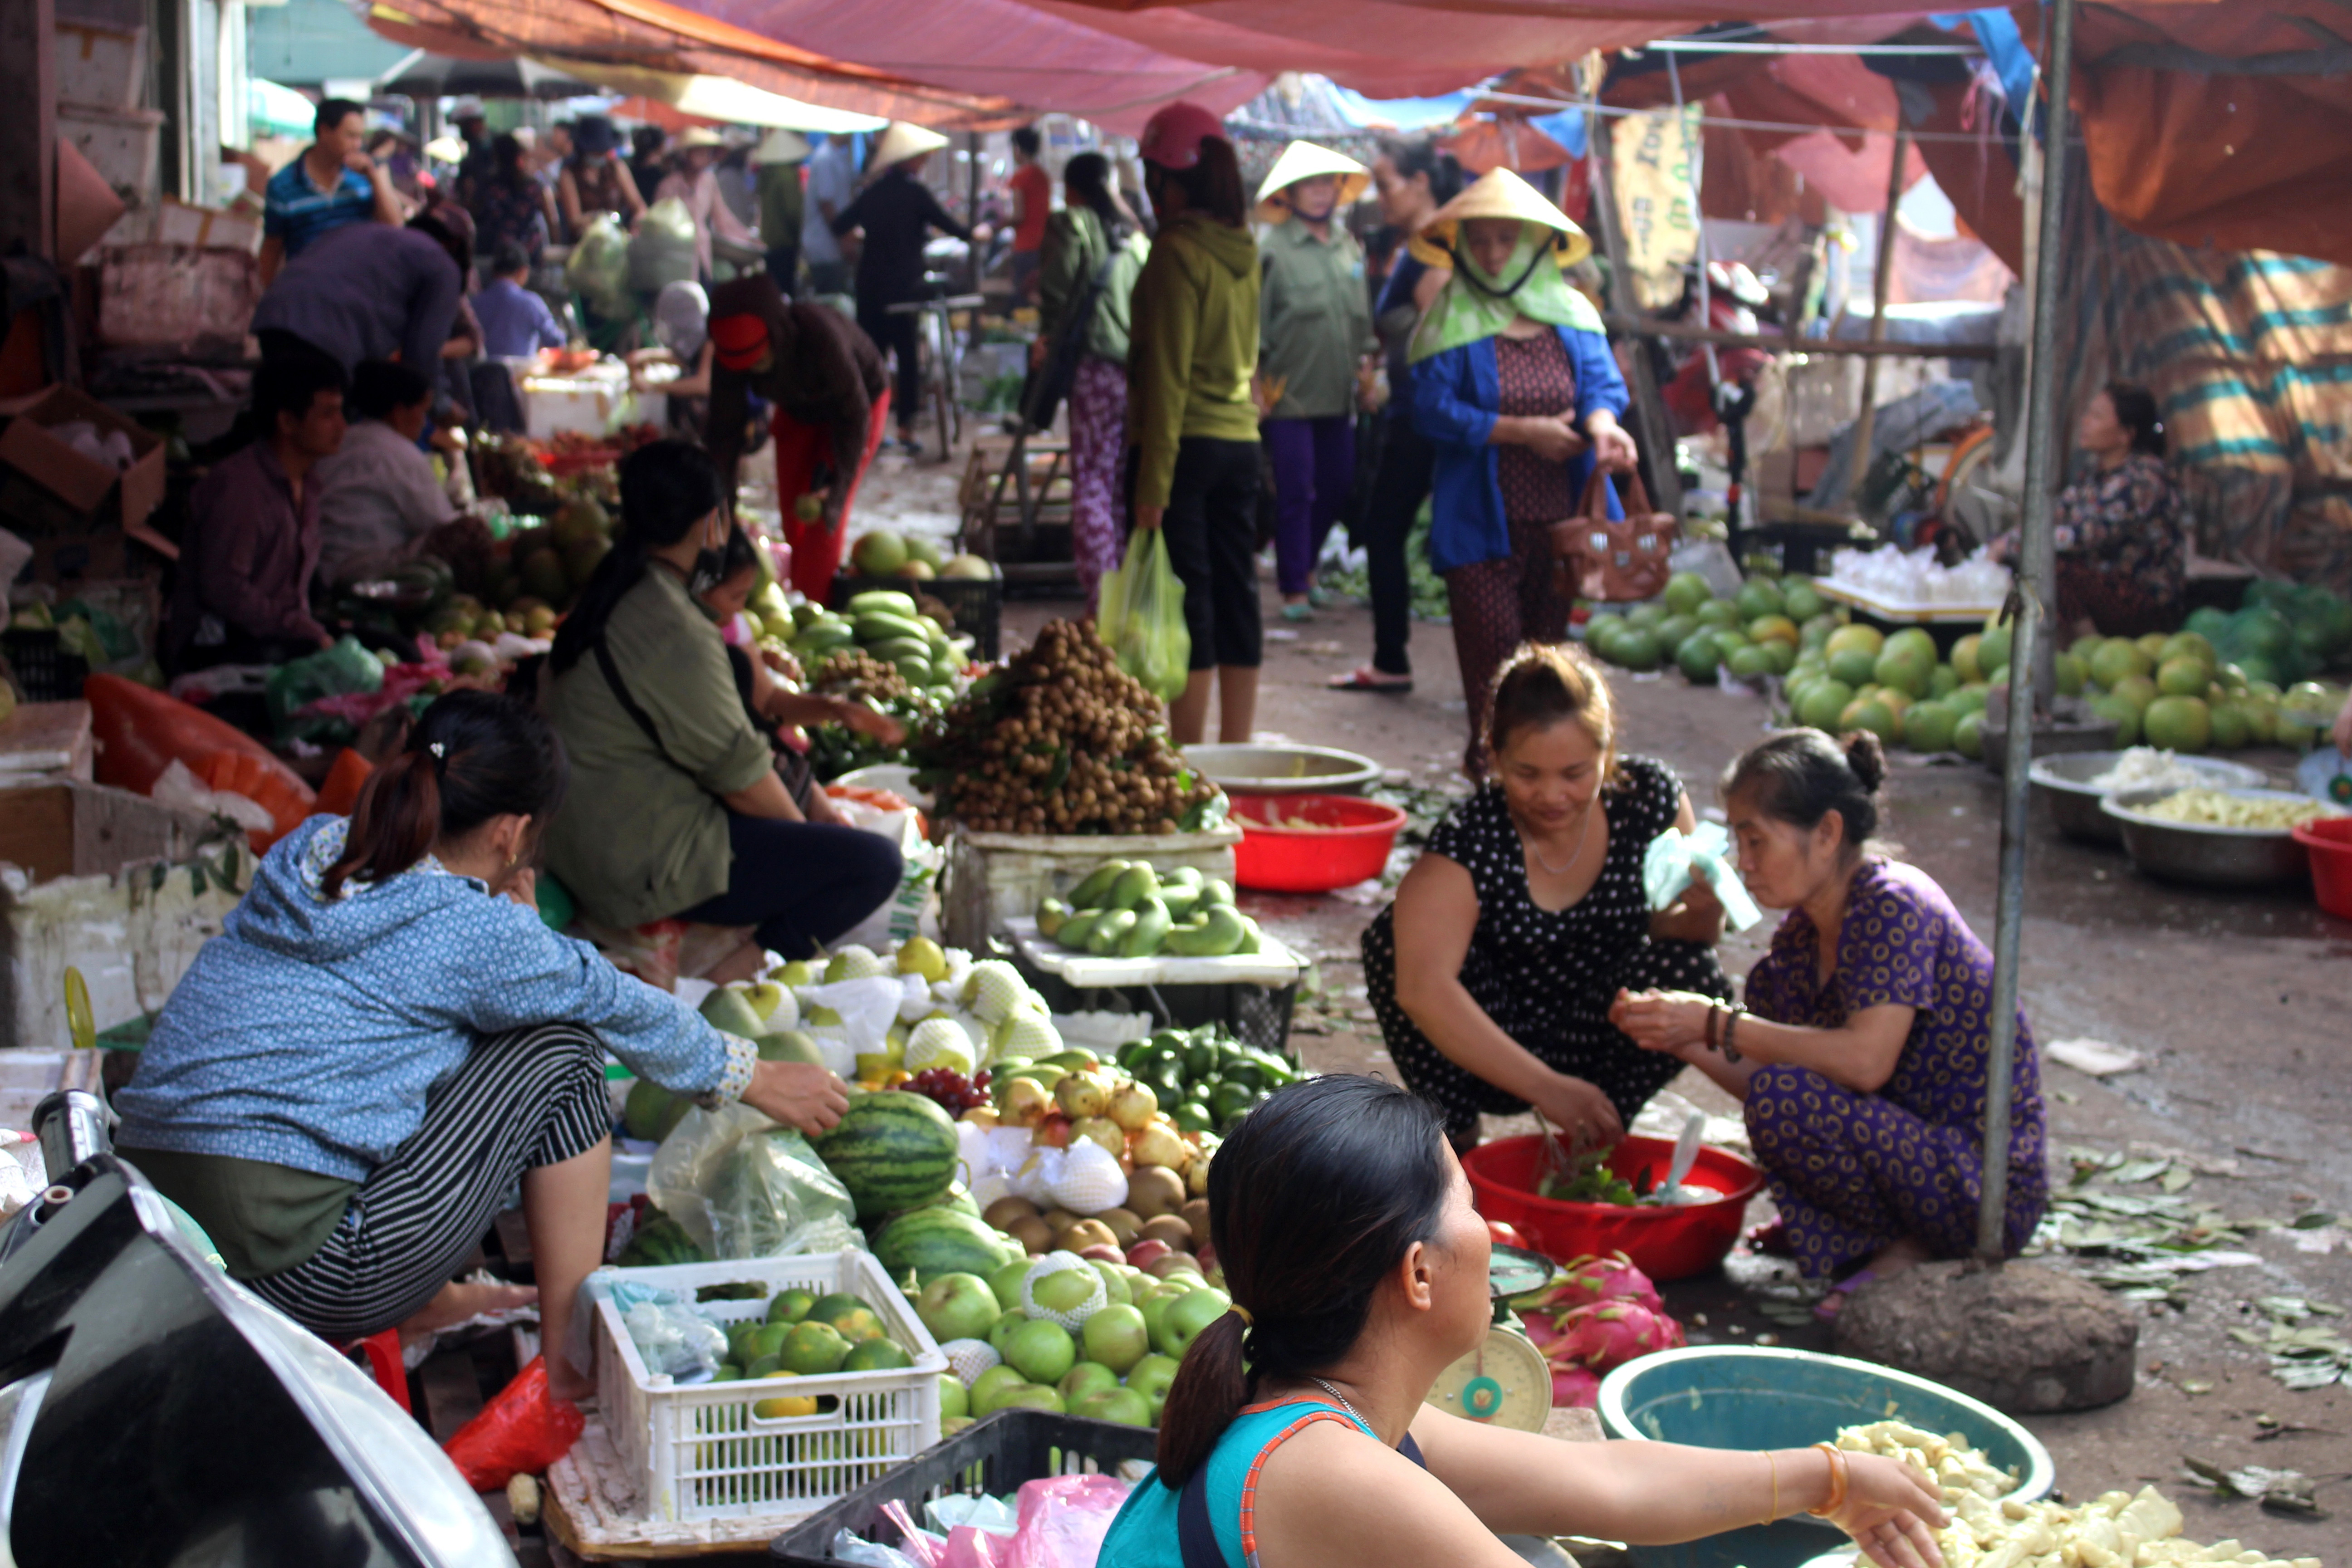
[56, 22, 147, 112]
[57, 103, 165, 202]
[593, 1251, 944, 1525]
[154, 200, 261, 254]
[517, 362, 641, 441]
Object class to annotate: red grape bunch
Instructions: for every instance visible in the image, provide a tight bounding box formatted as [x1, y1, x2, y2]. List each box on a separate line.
[908, 1067, 990, 1114]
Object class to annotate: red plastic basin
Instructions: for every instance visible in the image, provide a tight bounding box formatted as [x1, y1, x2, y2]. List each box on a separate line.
[1461, 1135, 1765, 1282]
[2293, 815, 2352, 921]
[1229, 793, 1406, 894]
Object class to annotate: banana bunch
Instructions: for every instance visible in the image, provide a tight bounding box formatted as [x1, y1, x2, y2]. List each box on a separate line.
[1035, 860, 1262, 960]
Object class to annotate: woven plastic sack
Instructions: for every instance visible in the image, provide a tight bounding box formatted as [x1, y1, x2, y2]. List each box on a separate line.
[1097, 528, 1189, 701]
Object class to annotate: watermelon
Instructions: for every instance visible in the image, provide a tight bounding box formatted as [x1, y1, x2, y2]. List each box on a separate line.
[872, 1206, 1016, 1284]
[813, 1090, 960, 1220]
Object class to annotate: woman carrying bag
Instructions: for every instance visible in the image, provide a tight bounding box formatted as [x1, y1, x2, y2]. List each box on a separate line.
[1410, 169, 1637, 779]
[1032, 152, 1149, 610]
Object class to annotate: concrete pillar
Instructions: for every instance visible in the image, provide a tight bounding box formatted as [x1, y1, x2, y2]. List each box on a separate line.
[0, 0, 59, 260]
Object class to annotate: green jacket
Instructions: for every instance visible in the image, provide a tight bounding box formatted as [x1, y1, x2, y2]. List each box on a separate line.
[758, 164, 803, 250]
[544, 566, 773, 929]
[1257, 218, 1372, 420]
[1127, 214, 1260, 510]
[1038, 208, 1149, 367]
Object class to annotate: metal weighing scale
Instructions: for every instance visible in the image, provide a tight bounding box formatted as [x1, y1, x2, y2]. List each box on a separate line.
[1428, 1243, 1556, 1431]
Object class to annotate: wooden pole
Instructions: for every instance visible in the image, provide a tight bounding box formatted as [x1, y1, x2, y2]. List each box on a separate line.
[1586, 119, 1685, 523]
[1846, 121, 1912, 508]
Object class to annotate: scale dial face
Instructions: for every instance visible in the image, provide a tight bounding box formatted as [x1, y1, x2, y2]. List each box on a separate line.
[1431, 1325, 1553, 1432]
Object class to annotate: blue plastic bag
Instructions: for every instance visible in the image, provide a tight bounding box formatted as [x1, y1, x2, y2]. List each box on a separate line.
[1642, 822, 1764, 931]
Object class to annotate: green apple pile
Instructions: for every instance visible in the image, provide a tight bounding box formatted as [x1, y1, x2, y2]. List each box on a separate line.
[711, 1285, 916, 1409]
[1584, 570, 1833, 685]
[789, 589, 968, 695]
[918, 1196, 1231, 1433]
[1035, 860, 1262, 960]
[2068, 629, 2346, 753]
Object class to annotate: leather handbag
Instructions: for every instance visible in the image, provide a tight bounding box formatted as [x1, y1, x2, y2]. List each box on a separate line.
[1549, 468, 1678, 603]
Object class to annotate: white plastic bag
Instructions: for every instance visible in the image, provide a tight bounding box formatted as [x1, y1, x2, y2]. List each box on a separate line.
[1642, 822, 1764, 931]
[827, 796, 944, 951]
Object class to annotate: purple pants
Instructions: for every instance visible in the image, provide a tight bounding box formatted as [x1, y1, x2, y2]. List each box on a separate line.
[1264, 414, 1356, 597]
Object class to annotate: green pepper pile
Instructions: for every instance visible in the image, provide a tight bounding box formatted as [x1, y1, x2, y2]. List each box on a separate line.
[1114, 1026, 1300, 1137]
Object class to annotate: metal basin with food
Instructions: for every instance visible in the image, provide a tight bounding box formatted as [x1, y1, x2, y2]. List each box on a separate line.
[2029, 751, 2269, 844]
[2101, 786, 2347, 885]
[1181, 742, 1382, 797]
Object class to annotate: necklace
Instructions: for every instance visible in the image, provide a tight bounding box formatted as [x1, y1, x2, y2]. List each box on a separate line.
[1520, 801, 1596, 877]
[1308, 1377, 1364, 1427]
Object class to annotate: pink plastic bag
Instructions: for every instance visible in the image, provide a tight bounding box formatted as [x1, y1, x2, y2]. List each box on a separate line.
[942, 1525, 1010, 1568]
[1002, 1474, 1133, 1568]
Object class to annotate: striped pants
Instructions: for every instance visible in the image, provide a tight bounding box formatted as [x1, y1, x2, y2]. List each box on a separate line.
[248, 1022, 611, 1341]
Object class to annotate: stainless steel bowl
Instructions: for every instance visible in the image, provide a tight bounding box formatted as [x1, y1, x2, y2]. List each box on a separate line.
[2101, 786, 2342, 884]
[2029, 752, 2270, 844]
[1181, 743, 1382, 797]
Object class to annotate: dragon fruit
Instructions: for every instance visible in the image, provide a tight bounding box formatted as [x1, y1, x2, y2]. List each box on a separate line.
[1551, 1301, 1685, 1373]
[1539, 1251, 1664, 1316]
[1550, 1364, 1604, 1408]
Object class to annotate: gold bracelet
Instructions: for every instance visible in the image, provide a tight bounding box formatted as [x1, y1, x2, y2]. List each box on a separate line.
[1809, 1442, 1849, 1519]
[1764, 1449, 1779, 1527]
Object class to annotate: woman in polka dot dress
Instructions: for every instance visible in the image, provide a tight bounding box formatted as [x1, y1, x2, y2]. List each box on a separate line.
[1613, 729, 2046, 1313]
[1362, 644, 1732, 1150]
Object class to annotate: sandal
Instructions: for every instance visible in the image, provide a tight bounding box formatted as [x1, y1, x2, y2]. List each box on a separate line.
[1328, 666, 1413, 693]
[1280, 602, 1317, 622]
[1813, 1269, 1877, 1323]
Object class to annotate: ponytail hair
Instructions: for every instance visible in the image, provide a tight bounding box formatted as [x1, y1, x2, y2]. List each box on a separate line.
[1720, 726, 1885, 859]
[322, 690, 568, 898]
[1154, 1075, 1451, 1487]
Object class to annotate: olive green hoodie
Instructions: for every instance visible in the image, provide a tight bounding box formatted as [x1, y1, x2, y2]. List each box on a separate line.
[1126, 213, 1260, 510]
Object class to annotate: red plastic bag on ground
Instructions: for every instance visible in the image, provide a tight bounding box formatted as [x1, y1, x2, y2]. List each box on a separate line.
[441, 1356, 584, 1492]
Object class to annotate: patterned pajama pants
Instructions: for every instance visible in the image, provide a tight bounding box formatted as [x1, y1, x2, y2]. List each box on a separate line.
[1445, 518, 1568, 778]
[247, 1022, 612, 1340]
[1068, 355, 1129, 609]
[1744, 1063, 2045, 1280]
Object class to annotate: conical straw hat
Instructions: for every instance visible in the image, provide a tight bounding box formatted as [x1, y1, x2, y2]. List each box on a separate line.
[1411, 166, 1591, 269]
[872, 122, 950, 168]
[1254, 139, 1370, 223]
[757, 128, 812, 163]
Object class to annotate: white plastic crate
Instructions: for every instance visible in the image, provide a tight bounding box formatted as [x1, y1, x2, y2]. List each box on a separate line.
[593, 1250, 945, 1524]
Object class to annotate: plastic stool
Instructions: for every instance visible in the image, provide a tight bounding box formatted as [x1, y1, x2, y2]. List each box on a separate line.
[348, 1328, 412, 1413]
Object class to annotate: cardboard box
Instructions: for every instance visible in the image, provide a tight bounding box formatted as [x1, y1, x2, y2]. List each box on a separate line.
[0, 385, 165, 531]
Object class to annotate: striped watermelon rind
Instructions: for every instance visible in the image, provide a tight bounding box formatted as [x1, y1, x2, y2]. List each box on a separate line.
[872, 1206, 1019, 1284]
[813, 1090, 961, 1220]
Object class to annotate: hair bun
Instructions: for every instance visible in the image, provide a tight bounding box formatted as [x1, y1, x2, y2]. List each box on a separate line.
[1843, 730, 1887, 794]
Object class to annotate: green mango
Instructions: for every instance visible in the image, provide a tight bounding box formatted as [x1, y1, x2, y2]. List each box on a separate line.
[1036, 897, 1070, 939]
[1165, 904, 1246, 957]
[1158, 884, 1203, 921]
[1068, 861, 1130, 909]
[1106, 864, 1160, 912]
[1055, 910, 1101, 951]
[1087, 910, 1137, 956]
[1121, 899, 1172, 958]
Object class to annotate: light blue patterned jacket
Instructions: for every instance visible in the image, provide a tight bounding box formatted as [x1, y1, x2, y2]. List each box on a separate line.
[116, 815, 735, 1181]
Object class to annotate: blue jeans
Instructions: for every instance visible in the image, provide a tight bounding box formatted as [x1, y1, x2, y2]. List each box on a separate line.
[1263, 414, 1357, 597]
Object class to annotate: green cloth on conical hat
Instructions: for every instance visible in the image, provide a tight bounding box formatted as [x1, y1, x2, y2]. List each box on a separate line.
[1409, 221, 1603, 363]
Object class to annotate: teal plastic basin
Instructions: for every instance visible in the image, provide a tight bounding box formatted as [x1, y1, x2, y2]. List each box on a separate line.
[1597, 1347, 2054, 1568]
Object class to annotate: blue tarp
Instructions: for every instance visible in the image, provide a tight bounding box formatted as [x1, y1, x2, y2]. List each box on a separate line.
[1328, 85, 1588, 158]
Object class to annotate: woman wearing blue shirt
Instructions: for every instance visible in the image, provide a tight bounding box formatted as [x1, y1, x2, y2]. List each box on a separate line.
[1411, 169, 1636, 778]
[117, 691, 848, 1399]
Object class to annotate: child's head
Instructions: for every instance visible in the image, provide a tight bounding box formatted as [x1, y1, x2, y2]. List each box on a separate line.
[492, 240, 531, 282]
[698, 526, 764, 622]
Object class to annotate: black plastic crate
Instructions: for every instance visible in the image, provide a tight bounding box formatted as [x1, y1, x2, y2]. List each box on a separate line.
[769, 1410, 1156, 1565]
[1017, 965, 1299, 1062]
[831, 572, 1003, 662]
[0, 628, 89, 702]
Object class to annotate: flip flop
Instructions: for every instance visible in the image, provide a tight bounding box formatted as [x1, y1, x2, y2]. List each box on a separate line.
[1280, 602, 1317, 622]
[1813, 1269, 1878, 1323]
[1328, 666, 1413, 693]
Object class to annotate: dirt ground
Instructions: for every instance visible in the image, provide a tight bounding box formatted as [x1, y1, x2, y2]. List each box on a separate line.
[861, 444, 2352, 1561]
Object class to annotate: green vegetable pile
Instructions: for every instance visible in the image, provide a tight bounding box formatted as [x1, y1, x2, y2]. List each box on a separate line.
[1112, 1025, 1299, 1137]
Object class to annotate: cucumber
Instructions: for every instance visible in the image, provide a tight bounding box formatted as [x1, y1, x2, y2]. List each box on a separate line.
[1121, 899, 1171, 958]
[1087, 909, 1137, 956]
[1107, 864, 1160, 912]
[1067, 861, 1129, 909]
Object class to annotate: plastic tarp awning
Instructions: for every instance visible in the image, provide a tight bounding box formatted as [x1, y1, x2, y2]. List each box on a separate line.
[536, 57, 886, 129]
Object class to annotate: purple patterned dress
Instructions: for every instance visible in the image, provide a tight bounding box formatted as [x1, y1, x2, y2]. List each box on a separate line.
[1740, 858, 2046, 1279]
